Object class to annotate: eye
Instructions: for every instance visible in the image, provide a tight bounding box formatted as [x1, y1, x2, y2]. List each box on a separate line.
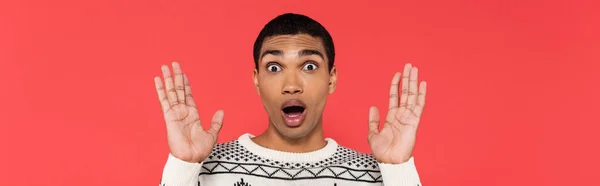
[302, 62, 318, 71]
[267, 64, 282, 72]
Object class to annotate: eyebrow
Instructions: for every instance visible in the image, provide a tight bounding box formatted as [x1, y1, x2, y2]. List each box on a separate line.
[260, 49, 324, 60]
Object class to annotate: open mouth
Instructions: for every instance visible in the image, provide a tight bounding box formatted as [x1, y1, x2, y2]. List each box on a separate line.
[281, 99, 307, 127]
[282, 106, 305, 116]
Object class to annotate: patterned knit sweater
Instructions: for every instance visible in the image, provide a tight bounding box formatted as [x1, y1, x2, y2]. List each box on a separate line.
[160, 133, 422, 186]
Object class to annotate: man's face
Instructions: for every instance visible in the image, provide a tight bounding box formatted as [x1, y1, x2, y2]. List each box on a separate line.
[253, 34, 337, 139]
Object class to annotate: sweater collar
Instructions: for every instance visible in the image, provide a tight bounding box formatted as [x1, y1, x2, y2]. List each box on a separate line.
[237, 133, 338, 163]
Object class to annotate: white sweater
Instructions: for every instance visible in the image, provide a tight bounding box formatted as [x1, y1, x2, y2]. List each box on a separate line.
[160, 133, 422, 186]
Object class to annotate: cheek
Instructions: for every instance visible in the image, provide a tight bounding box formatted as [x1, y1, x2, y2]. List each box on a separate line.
[303, 77, 331, 106]
[302, 73, 330, 93]
[258, 77, 281, 103]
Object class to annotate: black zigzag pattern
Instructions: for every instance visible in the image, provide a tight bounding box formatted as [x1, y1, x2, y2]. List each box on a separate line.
[200, 161, 383, 183]
[206, 141, 381, 170]
[199, 140, 383, 183]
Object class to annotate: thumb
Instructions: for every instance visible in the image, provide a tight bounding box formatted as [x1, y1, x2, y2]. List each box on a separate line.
[207, 110, 224, 139]
[368, 106, 380, 141]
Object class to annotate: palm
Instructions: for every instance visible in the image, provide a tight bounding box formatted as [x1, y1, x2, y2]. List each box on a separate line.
[368, 63, 427, 164]
[154, 62, 224, 163]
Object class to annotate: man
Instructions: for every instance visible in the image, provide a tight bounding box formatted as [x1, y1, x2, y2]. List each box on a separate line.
[156, 13, 427, 186]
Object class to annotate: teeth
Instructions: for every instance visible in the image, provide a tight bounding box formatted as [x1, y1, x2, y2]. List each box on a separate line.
[286, 113, 302, 117]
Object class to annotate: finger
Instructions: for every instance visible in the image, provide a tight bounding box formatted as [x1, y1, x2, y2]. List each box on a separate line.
[368, 106, 381, 141]
[183, 73, 197, 107]
[172, 62, 186, 104]
[162, 65, 178, 106]
[154, 77, 171, 112]
[414, 81, 427, 117]
[207, 110, 224, 140]
[388, 72, 401, 109]
[384, 108, 395, 130]
[407, 67, 419, 109]
[399, 63, 412, 107]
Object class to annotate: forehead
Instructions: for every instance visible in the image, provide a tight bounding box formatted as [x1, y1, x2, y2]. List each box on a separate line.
[261, 34, 325, 52]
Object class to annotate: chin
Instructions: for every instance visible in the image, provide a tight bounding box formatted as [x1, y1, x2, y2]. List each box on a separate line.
[274, 120, 315, 139]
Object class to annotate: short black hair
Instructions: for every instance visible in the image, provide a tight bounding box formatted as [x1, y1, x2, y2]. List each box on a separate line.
[253, 13, 335, 71]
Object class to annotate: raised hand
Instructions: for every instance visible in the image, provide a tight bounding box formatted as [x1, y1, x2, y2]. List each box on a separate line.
[154, 62, 224, 163]
[368, 63, 427, 164]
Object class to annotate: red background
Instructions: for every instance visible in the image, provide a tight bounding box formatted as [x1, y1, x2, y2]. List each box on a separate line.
[1, 0, 598, 185]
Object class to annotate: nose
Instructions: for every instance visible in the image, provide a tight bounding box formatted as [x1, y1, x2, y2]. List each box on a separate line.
[283, 86, 302, 94]
[282, 73, 303, 95]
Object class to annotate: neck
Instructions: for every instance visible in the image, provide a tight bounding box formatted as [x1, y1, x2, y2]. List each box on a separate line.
[252, 119, 326, 153]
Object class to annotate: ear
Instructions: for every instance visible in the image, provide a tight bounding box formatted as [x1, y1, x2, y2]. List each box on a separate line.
[253, 68, 260, 95]
[328, 66, 337, 94]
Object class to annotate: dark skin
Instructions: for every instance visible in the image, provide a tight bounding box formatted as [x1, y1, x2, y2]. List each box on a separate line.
[251, 34, 337, 153]
[154, 34, 427, 164]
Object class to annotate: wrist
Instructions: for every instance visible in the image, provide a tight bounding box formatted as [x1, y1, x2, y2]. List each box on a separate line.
[377, 156, 412, 164]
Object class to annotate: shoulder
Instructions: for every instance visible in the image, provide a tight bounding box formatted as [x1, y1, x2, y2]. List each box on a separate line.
[204, 140, 251, 162]
[331, 145, 380, 171]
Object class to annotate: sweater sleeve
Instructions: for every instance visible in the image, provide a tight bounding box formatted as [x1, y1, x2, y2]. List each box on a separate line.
[378, 157, 422, 186]
[159, 154, 203, 186]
